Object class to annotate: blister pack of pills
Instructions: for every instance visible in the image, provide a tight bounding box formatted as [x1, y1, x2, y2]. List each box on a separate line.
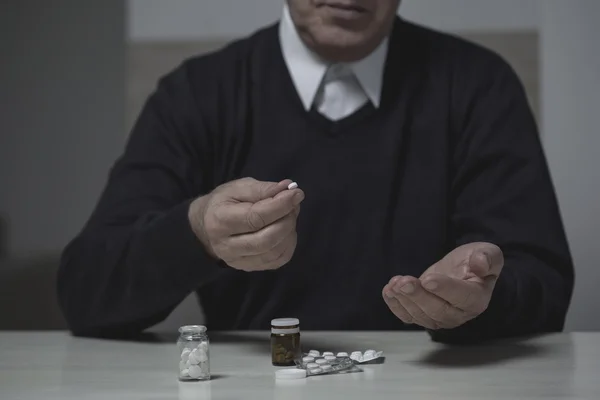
[349, 349, 385, 364]
[294, 350, 360, 376]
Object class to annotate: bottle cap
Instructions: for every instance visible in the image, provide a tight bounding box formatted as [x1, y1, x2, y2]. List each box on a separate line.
[275, 368, 307, 380]
[271, 318, 300, 334]
[178, 325, 207, 334]
[271, 318, 299, 327]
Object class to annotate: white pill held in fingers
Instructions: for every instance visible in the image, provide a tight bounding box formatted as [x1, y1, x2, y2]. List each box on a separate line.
[188, 365, 202, 379]
[287, 182, 298, 190]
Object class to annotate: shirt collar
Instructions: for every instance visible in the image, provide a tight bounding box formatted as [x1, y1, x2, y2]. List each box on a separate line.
[279, 4, 389, 111]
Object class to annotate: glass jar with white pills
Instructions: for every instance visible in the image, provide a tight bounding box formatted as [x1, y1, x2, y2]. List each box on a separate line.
[177, 325, 210, 381]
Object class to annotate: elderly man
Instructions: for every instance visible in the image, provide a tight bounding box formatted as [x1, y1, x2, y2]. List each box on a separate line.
[58, 0, 574, 343]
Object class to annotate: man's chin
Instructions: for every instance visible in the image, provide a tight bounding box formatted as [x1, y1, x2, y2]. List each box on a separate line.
[309, 29, 370, 61]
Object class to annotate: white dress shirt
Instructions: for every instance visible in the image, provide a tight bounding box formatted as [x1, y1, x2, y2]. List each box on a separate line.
[278, 4, 389, 121]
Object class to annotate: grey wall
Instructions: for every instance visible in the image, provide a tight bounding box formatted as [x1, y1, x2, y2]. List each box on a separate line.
[0, 0, 126, 256]
[541, 0, 600, 331]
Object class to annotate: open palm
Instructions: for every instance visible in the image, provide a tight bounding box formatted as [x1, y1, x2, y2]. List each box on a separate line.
[382, 242, 504, 330]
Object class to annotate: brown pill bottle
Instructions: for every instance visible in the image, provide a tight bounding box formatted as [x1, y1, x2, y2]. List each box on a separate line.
[271, 318, 301, 366]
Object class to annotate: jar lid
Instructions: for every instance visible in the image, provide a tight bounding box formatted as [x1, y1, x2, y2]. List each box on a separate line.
[178, 325, 207, 334]
[271, 318, 299, 327]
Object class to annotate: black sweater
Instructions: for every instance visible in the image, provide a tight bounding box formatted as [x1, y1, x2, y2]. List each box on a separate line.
[57, 18, 574, 343]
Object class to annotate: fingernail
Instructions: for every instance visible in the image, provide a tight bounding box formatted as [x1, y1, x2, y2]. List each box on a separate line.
[423, 280, 438, 291]
[399, 283, 415, 294]
[293, 192, 304, 205]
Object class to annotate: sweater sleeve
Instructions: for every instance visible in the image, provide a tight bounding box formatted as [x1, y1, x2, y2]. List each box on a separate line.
[428, 54, 574, 344]
[57, 63, 224, 337]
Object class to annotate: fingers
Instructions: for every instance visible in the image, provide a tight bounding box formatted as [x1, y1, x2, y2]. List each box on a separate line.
[422, 242, 504, 282]
[382, 283, 414, 324]
[395, 296, 439, 330]
[213, 185, 304, 235]
[223, 211, 298, 256]
[382, 242, 503, 329]
[421, 273, 491, 315]
[227, 177, 291, 203]
[197, 177, 304, 272]
[468, 243, 504, 279]
[392, 277, 456, 329]
[227, 230, 297, 271]
[383, 276, 473, 330]
[383, 277, 440, 329]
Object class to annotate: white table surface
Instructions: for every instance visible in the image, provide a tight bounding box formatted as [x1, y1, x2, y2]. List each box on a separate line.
[0, 331, 598, 400]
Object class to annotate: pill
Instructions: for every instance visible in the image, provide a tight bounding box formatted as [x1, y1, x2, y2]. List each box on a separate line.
[180, 368, 190, 377]
[350, 352, 363, 362]
[181, 348, 191, 362]
[322, 351, 334, 356]
[188, 348, 208, 364]
[302, 356, 315, 363]
[179, 361, 187, 371]
[306, 363, 319, 369]
[308, 350, 320, 357]
[197, 342, 209, 352]
[188, 365, 202, 379]
[315, 359, 328, 365]
[324, 355, 336, 361]
[321, 364, 332, 371]
[310, 368, 323, 374]
[288, 182, 298, 190]
[337, 352, 349, 357]
[276, 369, 307, 380]
[364, 350, 377, 359]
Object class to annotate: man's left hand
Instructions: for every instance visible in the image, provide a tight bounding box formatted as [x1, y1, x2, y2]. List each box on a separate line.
[382, 242, 504, 330]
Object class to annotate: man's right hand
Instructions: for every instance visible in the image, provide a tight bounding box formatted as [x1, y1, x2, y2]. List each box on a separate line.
[188, 177, 305, 271]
